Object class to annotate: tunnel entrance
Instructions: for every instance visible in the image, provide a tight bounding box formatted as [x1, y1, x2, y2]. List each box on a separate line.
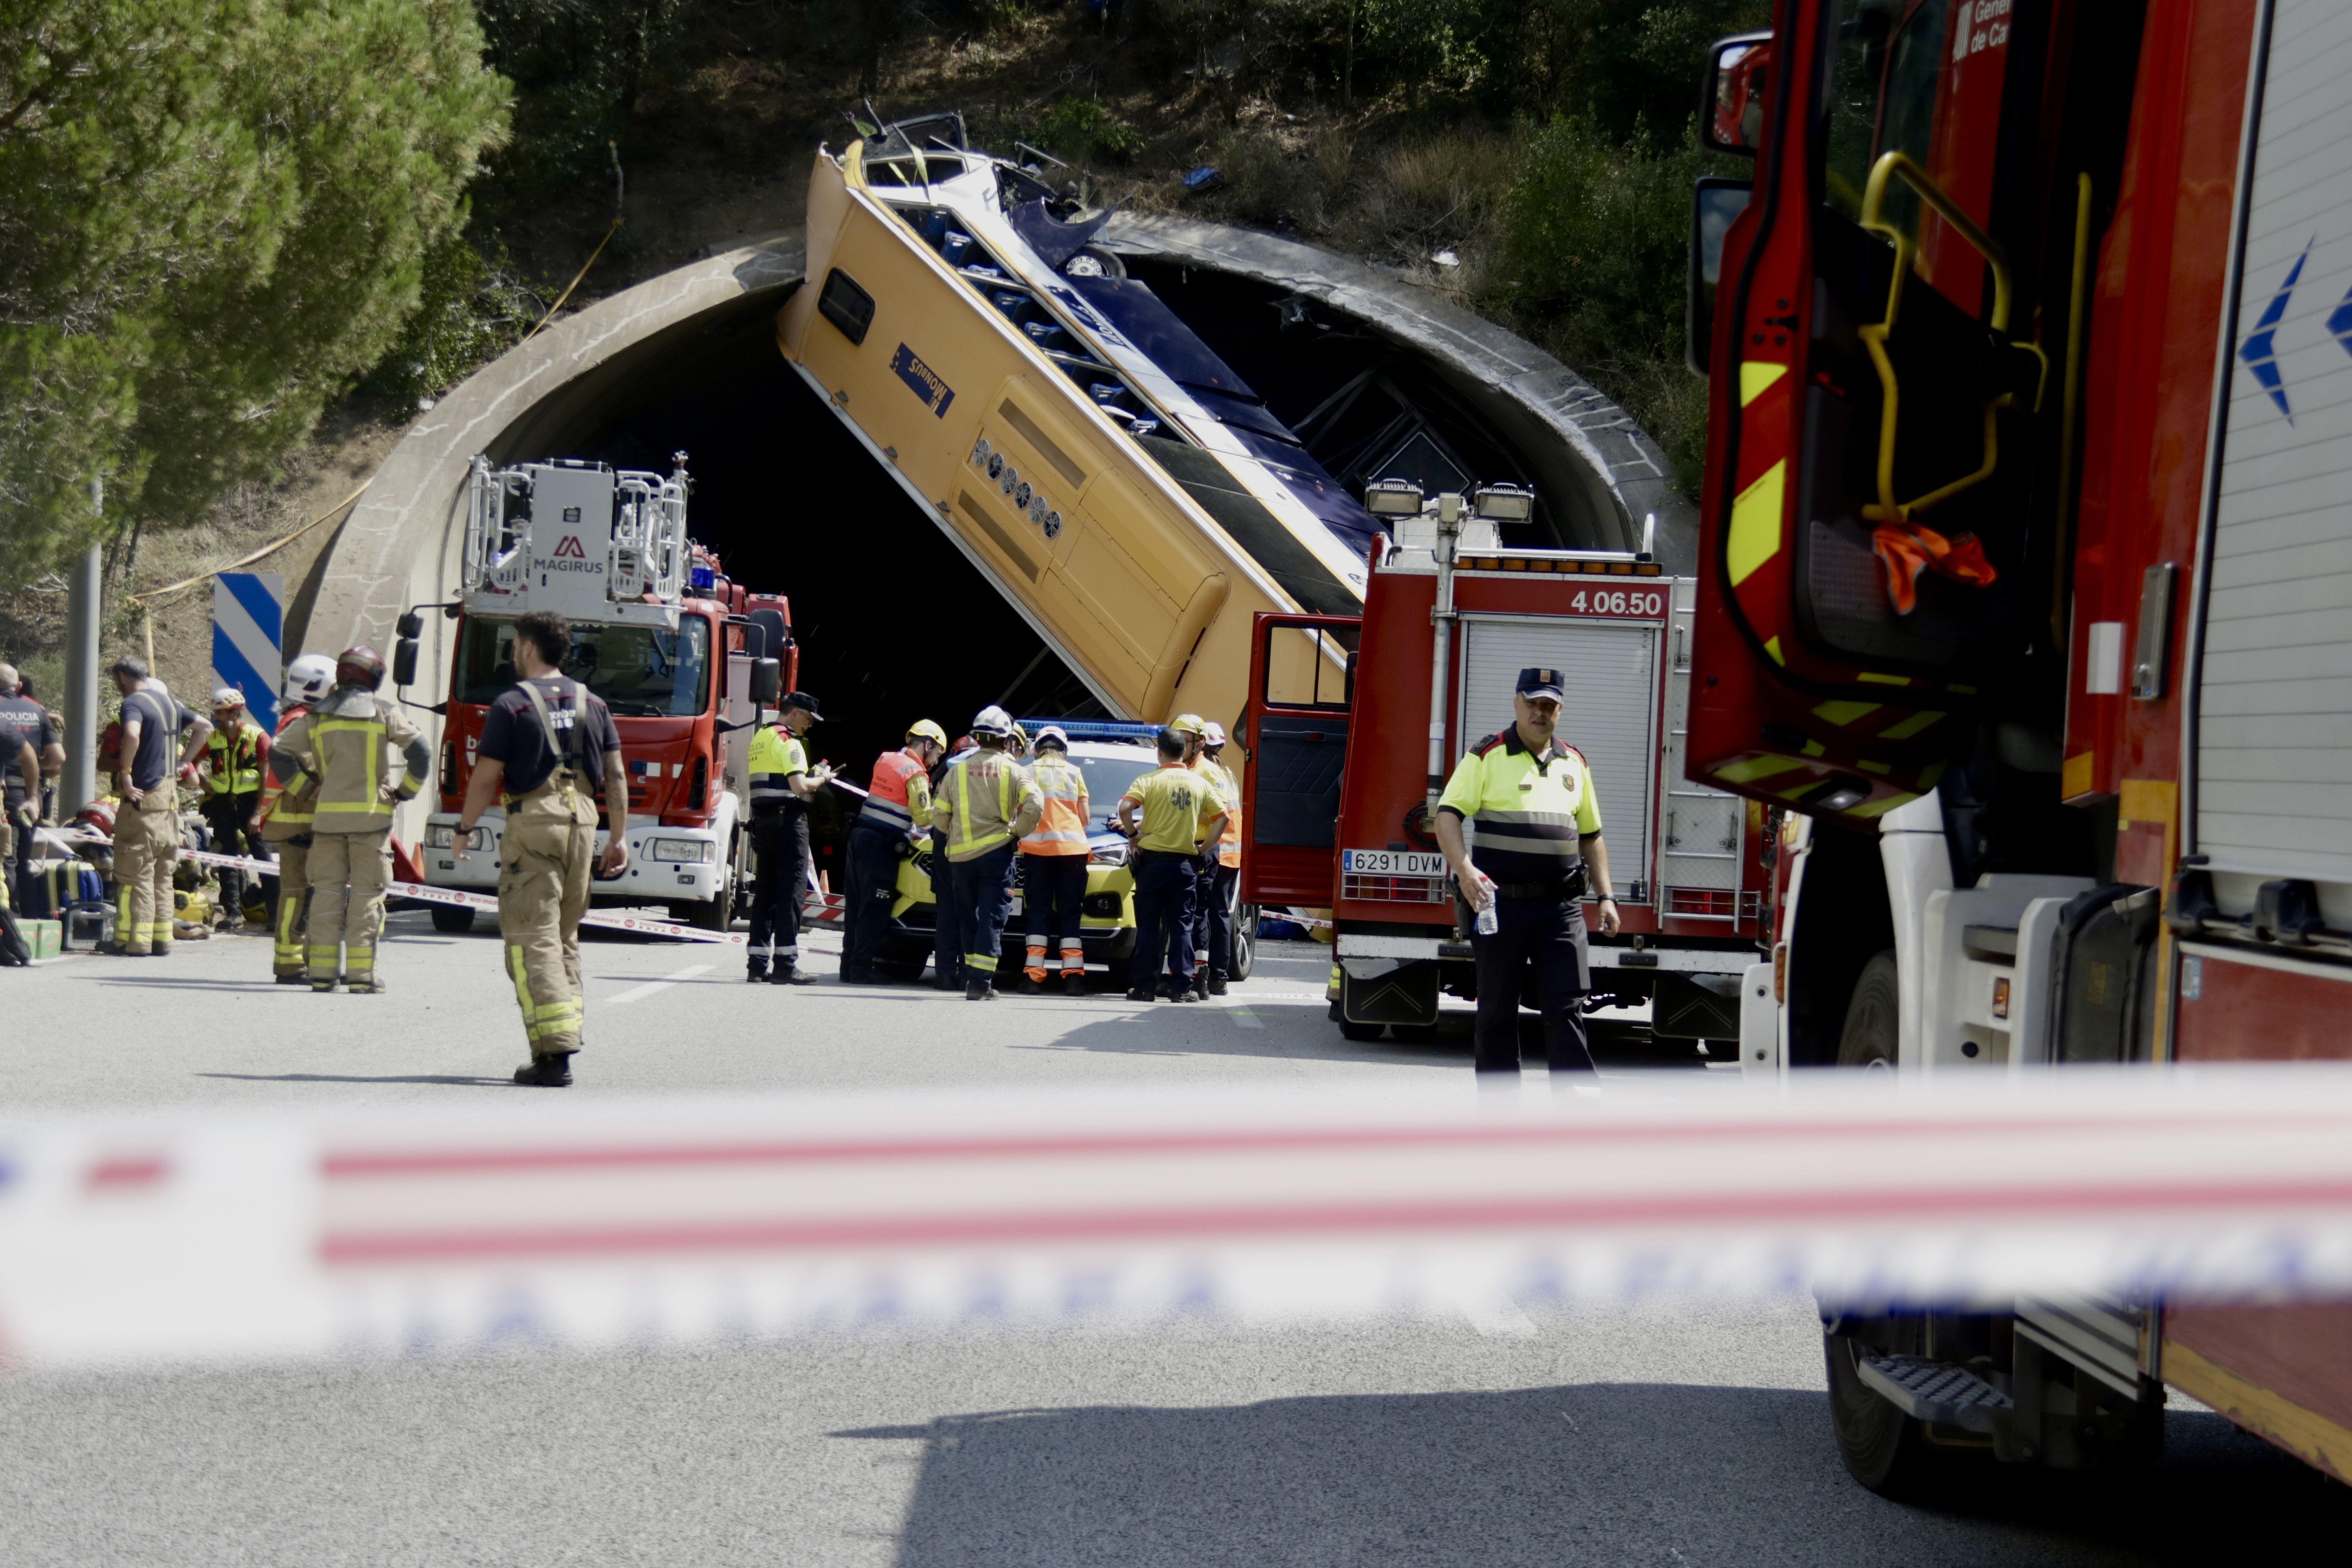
[522, 289, 1096, 794]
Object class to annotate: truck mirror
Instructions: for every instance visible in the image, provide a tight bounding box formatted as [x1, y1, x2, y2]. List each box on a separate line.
[396, 610, 425, 639]
[753, 657, 782, 706]
[1687, 177, 1752, 377]
[392, 638, 420, 688]
[1701, 33, 1771, 156]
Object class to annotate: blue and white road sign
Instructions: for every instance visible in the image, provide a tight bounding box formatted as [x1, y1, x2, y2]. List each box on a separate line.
[211, 573, 284, 731]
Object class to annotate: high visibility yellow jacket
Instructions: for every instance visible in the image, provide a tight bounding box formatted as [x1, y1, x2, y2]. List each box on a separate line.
[1195, 755, 1242, 869]
[202, 720, 269, 797]
[747, 724, 806, 812]
[269, 687, 429, 835]
[933, 747, 1042, 862]
[1019, 753, 1092, 856]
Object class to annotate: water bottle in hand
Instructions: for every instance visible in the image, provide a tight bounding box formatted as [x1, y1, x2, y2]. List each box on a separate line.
[1475, 901, 1499, 937]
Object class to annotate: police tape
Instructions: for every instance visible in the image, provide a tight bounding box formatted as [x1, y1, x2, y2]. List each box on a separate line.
[41, 828, 750, 947]
[10, 1066, 2352, 1370]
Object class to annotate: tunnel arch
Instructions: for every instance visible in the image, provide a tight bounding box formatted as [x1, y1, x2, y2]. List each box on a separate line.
[292, 222, 1690, 838]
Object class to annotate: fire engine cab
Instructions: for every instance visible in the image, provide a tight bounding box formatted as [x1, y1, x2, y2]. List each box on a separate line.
[393, 454, 794, 932]
[1239, 481, 1770, 1046]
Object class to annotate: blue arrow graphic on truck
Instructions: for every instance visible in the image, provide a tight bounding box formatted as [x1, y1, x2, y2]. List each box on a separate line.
[2238, 241, 2310, 423]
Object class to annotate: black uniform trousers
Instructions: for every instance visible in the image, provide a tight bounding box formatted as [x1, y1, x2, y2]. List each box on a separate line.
[947, 841, 1017, 981]
[199, 793, 272, 917]
[1129, 849, 1198, 993]
[841, 824, 905, 980]
[1471, 895, 1595, 1075]
[929, 827, 961, 983]
[1022, 852, 1088, 965]
[1191, 861, 1238, 980]
[746, 806, 810, 967]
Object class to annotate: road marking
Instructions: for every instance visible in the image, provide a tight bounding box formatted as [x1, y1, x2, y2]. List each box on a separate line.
[607, 965, 713, 1005]
[1225, 1004, 1264, 1030]
[1455, 1287, 1538, 1339]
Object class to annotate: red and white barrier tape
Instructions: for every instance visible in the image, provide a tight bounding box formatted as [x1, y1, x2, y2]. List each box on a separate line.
[10, 1067, 2352, 1369]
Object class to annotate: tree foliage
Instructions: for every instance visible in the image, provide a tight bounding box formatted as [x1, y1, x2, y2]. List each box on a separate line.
[0, 0, 508, 582]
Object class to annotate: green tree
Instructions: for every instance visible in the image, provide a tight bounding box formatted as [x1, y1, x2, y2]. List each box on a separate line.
[0, 0, 508, 583]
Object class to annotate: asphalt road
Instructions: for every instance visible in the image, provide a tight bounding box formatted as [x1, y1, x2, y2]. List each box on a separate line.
[4, 916, 2344, 1565]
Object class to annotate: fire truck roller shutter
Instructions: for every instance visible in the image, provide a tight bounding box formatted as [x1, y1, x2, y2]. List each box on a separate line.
[1454, 616, 1659, 894]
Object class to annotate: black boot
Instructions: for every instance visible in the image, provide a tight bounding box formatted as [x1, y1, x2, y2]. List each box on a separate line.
[1062, 971, 1087, 996]
[513, 1052, 574, 1087]
[965, 979, 997, 1001]
[769, 962, 815, 985]
[1126, 986, 1156, 1003]
[933, 973, 963, 992]
[1207, 976, 1228, 996]
[747, 955, 769, 983]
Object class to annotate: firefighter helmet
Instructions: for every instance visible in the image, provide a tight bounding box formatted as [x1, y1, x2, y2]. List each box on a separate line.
[906, 718, 949, 750]
[1169, 712, 1207, 737]
[1033, 724, 1070, 753]
[335, 645, 387, 691]
[1202, 720, 1227, 748]
[281, 654, 335, 707]
[969, 705, 1015, 738]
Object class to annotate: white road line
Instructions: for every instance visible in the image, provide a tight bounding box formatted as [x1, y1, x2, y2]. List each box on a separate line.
[1226, 1004, 1264, 1030]
[1455, 1289, 1539, 1339]
[606, 964, 713, 1005]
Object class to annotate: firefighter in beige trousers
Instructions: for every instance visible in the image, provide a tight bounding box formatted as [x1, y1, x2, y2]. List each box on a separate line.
[266, 646, 430, 994]
[106, 657, 212, 956]
[454, 609, 629, 1087]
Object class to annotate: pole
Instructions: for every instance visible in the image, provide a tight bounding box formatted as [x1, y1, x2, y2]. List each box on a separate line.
[1424, 493, 1462, 821]
[63, 537, 102, 815]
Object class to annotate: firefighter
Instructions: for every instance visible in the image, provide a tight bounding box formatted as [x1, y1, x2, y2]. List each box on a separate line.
[102, 657, 210, 957]
[926, 731, 977, 990]
[932, 705, 1040, 1001]
[255, 655, 334, 983]
[839, 718, 945, 985]
[1431, 667, 1621, 1081]
[197, 687, 273, 927]
[266, 645, 429, 993]
[744, 691, 832, 984]
[1018, 723, 1091, 994]
[1116, 726, 1225, 1002]
[1195, 720, 1244, 996]
[453, 610, 630, 1087]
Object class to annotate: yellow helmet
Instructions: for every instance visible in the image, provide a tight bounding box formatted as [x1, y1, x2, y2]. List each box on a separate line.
[906, 718, 948, 749]
[1169, 712, 1208, 737]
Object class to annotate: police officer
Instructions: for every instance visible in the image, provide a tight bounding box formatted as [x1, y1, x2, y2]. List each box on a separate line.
[453, 610, 630, 1086]
[1018, 723, 1091, 994]
[932, 706, 1040, 1000]
[840, 718, 944, 984]
[256, 654, 334, 983]
[103, 656, 211, 957]
[745, 691, 832, 984]
[1432, 667, 1620, 1080]
[1194, 720, 1243, 996]
[198, 687, 273, 927]
[1117, 726, 1226, 1002]
[267, 646, 429, 993]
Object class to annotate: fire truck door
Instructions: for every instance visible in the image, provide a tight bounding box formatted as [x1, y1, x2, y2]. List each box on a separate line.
[2188, 1, 2352, 914]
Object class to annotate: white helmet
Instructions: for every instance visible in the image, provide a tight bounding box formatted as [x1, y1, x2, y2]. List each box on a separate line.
[281, 653, 334, 706]
[211, 685, 246, 712]
[1033, 724, 1070, 752]
[1202, 720, 1228, 748]
[970, 704, 1015, 738]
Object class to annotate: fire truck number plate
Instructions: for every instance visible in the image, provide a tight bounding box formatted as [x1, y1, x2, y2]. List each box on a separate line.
[1343, 849, 1447, 877]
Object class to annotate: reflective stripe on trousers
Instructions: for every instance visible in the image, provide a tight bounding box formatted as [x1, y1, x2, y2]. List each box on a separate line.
[305, 829, 392, 979]
[500, 791, 592, 1054]
[272, 839, 311, 975]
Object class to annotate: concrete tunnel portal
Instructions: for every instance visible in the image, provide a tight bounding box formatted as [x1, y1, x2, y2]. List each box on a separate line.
[296, 219, 1690, 857]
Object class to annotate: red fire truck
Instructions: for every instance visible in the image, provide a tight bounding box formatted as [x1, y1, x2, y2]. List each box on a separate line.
[1684, 0, 2352, 1492]
[1237, 482, 1771, 1048]
[392, 455, 794, 932]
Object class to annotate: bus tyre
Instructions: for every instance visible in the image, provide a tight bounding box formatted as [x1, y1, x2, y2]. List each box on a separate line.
[1839, 951, 1901, 1069]
[429, 906, 476, 935]
[1824, 1332, 1941, 1496]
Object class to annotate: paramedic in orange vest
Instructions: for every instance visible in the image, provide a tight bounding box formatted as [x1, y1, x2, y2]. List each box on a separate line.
[1018, 724, 1092, 994]
[839, 718, 946, 984]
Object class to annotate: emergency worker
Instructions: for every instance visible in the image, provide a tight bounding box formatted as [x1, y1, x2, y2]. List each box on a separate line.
[1432, 667, 1621, 1079]
[1167, 713, 1214, 994]
[932, 706, 1040, 1000]
[255, 654, 334, 983]
[1194, 720, 1244, 996]
[927, 732, 976, 989]
[1018, 724, 1091, 993]
[1117, 727, 1225, 1002]
[198, 688, 273, 926]
[744, 692, 832, 984]
[0, 664, 61, 911]
[453, 610, 630, 1086]
[840, 718, 943, 985]
[103, 657, 210, 956]
[267, 646, 429, 993]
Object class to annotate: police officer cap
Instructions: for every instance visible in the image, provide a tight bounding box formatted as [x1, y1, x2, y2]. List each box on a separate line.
[1515, 667, 1566, 701]
[780, 691, 821, 720]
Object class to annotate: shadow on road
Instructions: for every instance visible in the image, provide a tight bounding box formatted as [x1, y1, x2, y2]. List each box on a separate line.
[832, 1381, 2346, 1568]
[197, 1072, 512, 1088]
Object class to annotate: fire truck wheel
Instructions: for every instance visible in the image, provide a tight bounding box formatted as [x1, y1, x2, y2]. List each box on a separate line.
[1824, 1330, 1944, 1496]
[1229, 904, 1259, 981]
[1337, 1019, 1387, 1042]
[1837, 951, 1901, 1070]
[429, 906, 476, 935]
